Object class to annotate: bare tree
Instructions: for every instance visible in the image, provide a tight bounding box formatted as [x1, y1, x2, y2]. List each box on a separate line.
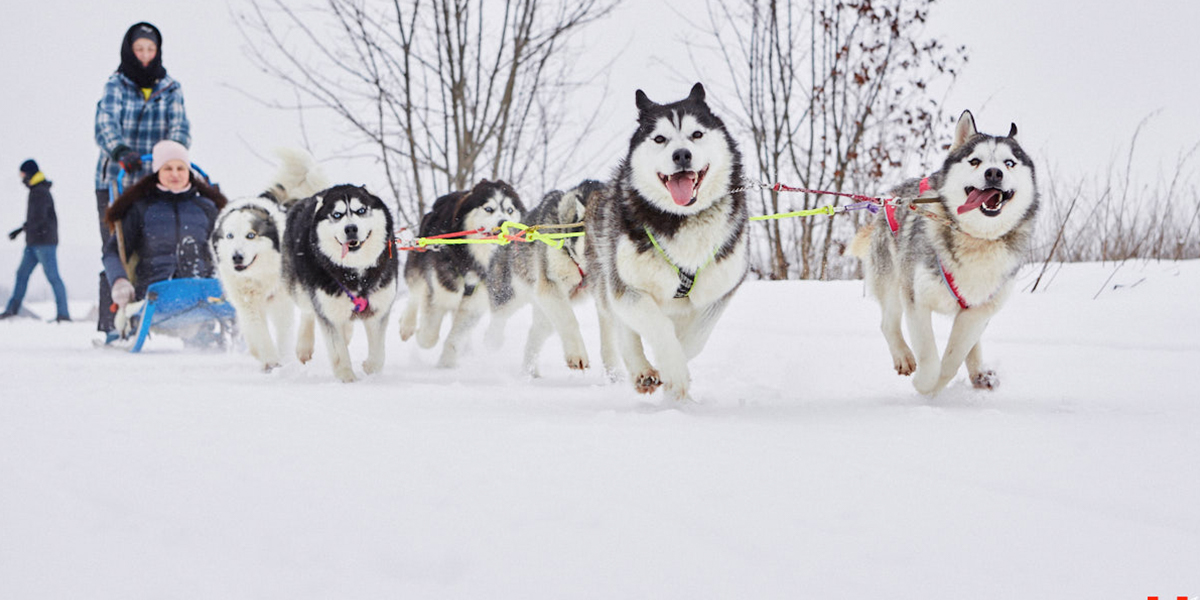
[705, 0, 966, 279]
[235, 0, 618, 224]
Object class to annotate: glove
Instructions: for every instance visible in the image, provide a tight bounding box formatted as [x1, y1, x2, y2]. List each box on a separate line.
[111, 278, 136, 309]
[7, 227, 21, 241]
[112, 145, 142, 173]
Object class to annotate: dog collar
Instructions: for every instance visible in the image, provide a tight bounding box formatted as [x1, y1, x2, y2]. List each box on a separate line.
[331, 276, 369, 313]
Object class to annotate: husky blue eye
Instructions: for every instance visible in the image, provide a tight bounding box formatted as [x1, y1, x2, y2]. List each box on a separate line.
[692, 131, 704, 139]
[654, 135, 667, 144]
[225, 232, 233, 239]
[246, 232, 256, 240]
[355, 207, 367, 215]
[332, 212, 343, 220]
[1004, 159, 1016, 168]
[485, 207, 495, 213]
[506, 208, 513, 214]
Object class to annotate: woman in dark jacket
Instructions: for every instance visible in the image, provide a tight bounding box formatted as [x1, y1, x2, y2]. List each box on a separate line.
[103, 140, 226, 314]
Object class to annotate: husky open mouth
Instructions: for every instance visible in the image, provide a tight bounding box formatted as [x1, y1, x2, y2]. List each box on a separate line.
[232, 256, 257, 272]
[658, 166, 709, 207]
[339, 231, 371, 259]
[959, 186, 1015, 217]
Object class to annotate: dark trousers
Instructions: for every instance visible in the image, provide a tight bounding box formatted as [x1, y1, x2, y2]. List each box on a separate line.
[96, 189, 115, 332]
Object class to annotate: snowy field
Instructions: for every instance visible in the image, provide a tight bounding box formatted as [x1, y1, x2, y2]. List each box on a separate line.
[1, 259, 1197, 599]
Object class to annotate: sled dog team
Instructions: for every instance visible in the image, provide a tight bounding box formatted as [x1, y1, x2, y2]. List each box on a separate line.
[211, 83, 1039, 398]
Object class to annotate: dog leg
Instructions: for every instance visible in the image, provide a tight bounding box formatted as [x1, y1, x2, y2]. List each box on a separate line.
[296, 309, 316, 364]
[596, 306, 623, 382]
[269, 295, 295, 367]
[906, 303, 941, 395]
[241, 303, 279, 371]
[935, 309, 993, 393]
[615, 323, 659, 394]
[678, 295, 731, 360]
[536, 285, 588, 371]
[881, 288, 916, 376]
[362, 312, 388, 375]
[522, 306, 554, 377]
[612, 294, 689, 400]
[398, 296, 420, 341]
[320, 318, 356, 383]
[438, 291, 486, 368]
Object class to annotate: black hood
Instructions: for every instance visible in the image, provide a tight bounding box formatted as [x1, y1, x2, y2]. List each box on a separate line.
[118, 22, 166, 89]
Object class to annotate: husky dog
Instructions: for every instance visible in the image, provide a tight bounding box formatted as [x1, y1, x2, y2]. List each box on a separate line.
[485, 179, 605, 376]
[283, 184, 399, 382]
[848, 110, 1039, 395]
[398, 179, 524, 367]
[585, 83, 749, 400]
[211, 149, 328, 371]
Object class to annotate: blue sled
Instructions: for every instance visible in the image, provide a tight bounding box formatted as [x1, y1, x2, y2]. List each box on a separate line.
[130, 278, 236, 353]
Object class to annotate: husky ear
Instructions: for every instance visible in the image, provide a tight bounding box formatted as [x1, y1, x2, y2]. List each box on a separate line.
[951, 110, 978, 150]
[1007, 123, 1018, 139]
[688, 82, 706, 103]
[635, 89, 656, 113]
[313, 194, 324, 212]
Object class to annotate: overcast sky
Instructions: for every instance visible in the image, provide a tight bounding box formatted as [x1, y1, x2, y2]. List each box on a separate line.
[2, 0, 1198, 248]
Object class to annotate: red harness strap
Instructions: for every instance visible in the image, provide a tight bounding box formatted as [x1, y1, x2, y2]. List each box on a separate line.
[886, 177, 972, 310]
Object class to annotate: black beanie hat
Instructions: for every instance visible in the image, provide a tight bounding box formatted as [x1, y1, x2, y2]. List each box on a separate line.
[20, 159, 39, 177]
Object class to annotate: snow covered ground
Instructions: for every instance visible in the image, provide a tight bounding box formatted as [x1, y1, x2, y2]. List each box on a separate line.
[1, 260, 1197, 599]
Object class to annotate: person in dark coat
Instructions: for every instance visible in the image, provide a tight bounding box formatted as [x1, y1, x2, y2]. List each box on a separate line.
[94, 22, 190, 334]
[2, 160, 70, 322]
[103, 141, 226, 333]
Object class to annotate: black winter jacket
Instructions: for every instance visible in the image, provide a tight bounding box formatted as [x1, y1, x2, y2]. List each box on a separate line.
[21, 179, 58, 246]
[102, 185, 220, 296]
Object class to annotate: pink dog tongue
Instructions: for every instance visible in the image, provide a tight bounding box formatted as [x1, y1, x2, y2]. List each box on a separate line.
[666, 172, 696, 206]
[341, 241, 350, 259]
[958, 188, 1002, 215]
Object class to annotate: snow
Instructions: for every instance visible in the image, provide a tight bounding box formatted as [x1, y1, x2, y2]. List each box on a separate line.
[2, 260, 1198, 598]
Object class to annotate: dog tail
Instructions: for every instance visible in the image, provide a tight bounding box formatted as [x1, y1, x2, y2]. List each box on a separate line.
[846, 222, 875, 258]
[264, 148, 330, 206]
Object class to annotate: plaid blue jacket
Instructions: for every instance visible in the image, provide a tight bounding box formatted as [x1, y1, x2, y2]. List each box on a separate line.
[94, 72, 190, 191]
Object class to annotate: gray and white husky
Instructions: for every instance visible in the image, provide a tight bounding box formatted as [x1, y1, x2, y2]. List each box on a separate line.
[848, 110, 1039, 395]
[398, 179, 524, 368]
[210, 149, 328, 371]
[585, 83, 749, 400]
[485, 179, 605, 376]
[283, 184, 399, 382]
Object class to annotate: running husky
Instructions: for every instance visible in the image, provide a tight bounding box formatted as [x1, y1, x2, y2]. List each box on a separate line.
[485, 179, 605, 376]
[398, 179, 524, 368]
[585, 83, 749, 400]
[283, 184, 399, 382]
[848, 110, 1039, 395]
[211, 149, 327, 371]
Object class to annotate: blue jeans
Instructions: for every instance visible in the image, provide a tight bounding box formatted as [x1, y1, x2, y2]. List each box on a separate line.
[5, 244, 70, 319]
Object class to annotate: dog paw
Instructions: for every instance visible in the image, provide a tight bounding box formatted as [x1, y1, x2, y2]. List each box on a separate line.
[261, 362, 281, 373]
[363, 357, 384, 375]
[297, 350, 313, 364]
[603, 367, 623, 383]
[398, 323, 415, 341]
[912, 368, 938, 395]
[893, 350, 917, 376]
[633, 369, 662, 394]
[417, 330, 439, 350]
[436, 348, 458, 369]
[565, 354, 588, 371]
[971, 370, 1000, 390]
[334, 368, 357, 383]
[664, 381, 691, 402]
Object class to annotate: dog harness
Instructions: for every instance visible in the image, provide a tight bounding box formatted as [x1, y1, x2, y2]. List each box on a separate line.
[331, 276, 370, 313]
[886, 178, 972, 310]
[644, 226, 717, 299]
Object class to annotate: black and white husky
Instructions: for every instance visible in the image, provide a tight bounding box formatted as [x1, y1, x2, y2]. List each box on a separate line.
[849, 110, 1039, 395]
[585, 83, 749, 400]
[485, 179, 604, 376]
[283, 184, 399, 382]
[398, 179, 524, 367]
[211, 149, 327, 371]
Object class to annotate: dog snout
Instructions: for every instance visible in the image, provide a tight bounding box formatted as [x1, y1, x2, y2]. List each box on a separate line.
[344, 223, 358, 239]
[672, 148, 692, 169]
[985, 167, 1004, 186]
[231, 251, 244, 265]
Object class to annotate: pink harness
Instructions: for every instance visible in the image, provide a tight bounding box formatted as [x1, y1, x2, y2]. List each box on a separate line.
[886, 178, 972, 310]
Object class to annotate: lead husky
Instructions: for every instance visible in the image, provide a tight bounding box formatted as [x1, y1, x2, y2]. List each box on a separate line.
[283, 184, 399, 382]
[211, 149, 328, 371]
[485, 179, 605, 376]
[848, 110, 1039, 395]
[585, 83, 749, 400]
[398, 179, 524, 367]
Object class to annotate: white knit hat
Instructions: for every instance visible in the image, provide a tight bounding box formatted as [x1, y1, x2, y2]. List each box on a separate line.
[151, 140, 190, 172]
